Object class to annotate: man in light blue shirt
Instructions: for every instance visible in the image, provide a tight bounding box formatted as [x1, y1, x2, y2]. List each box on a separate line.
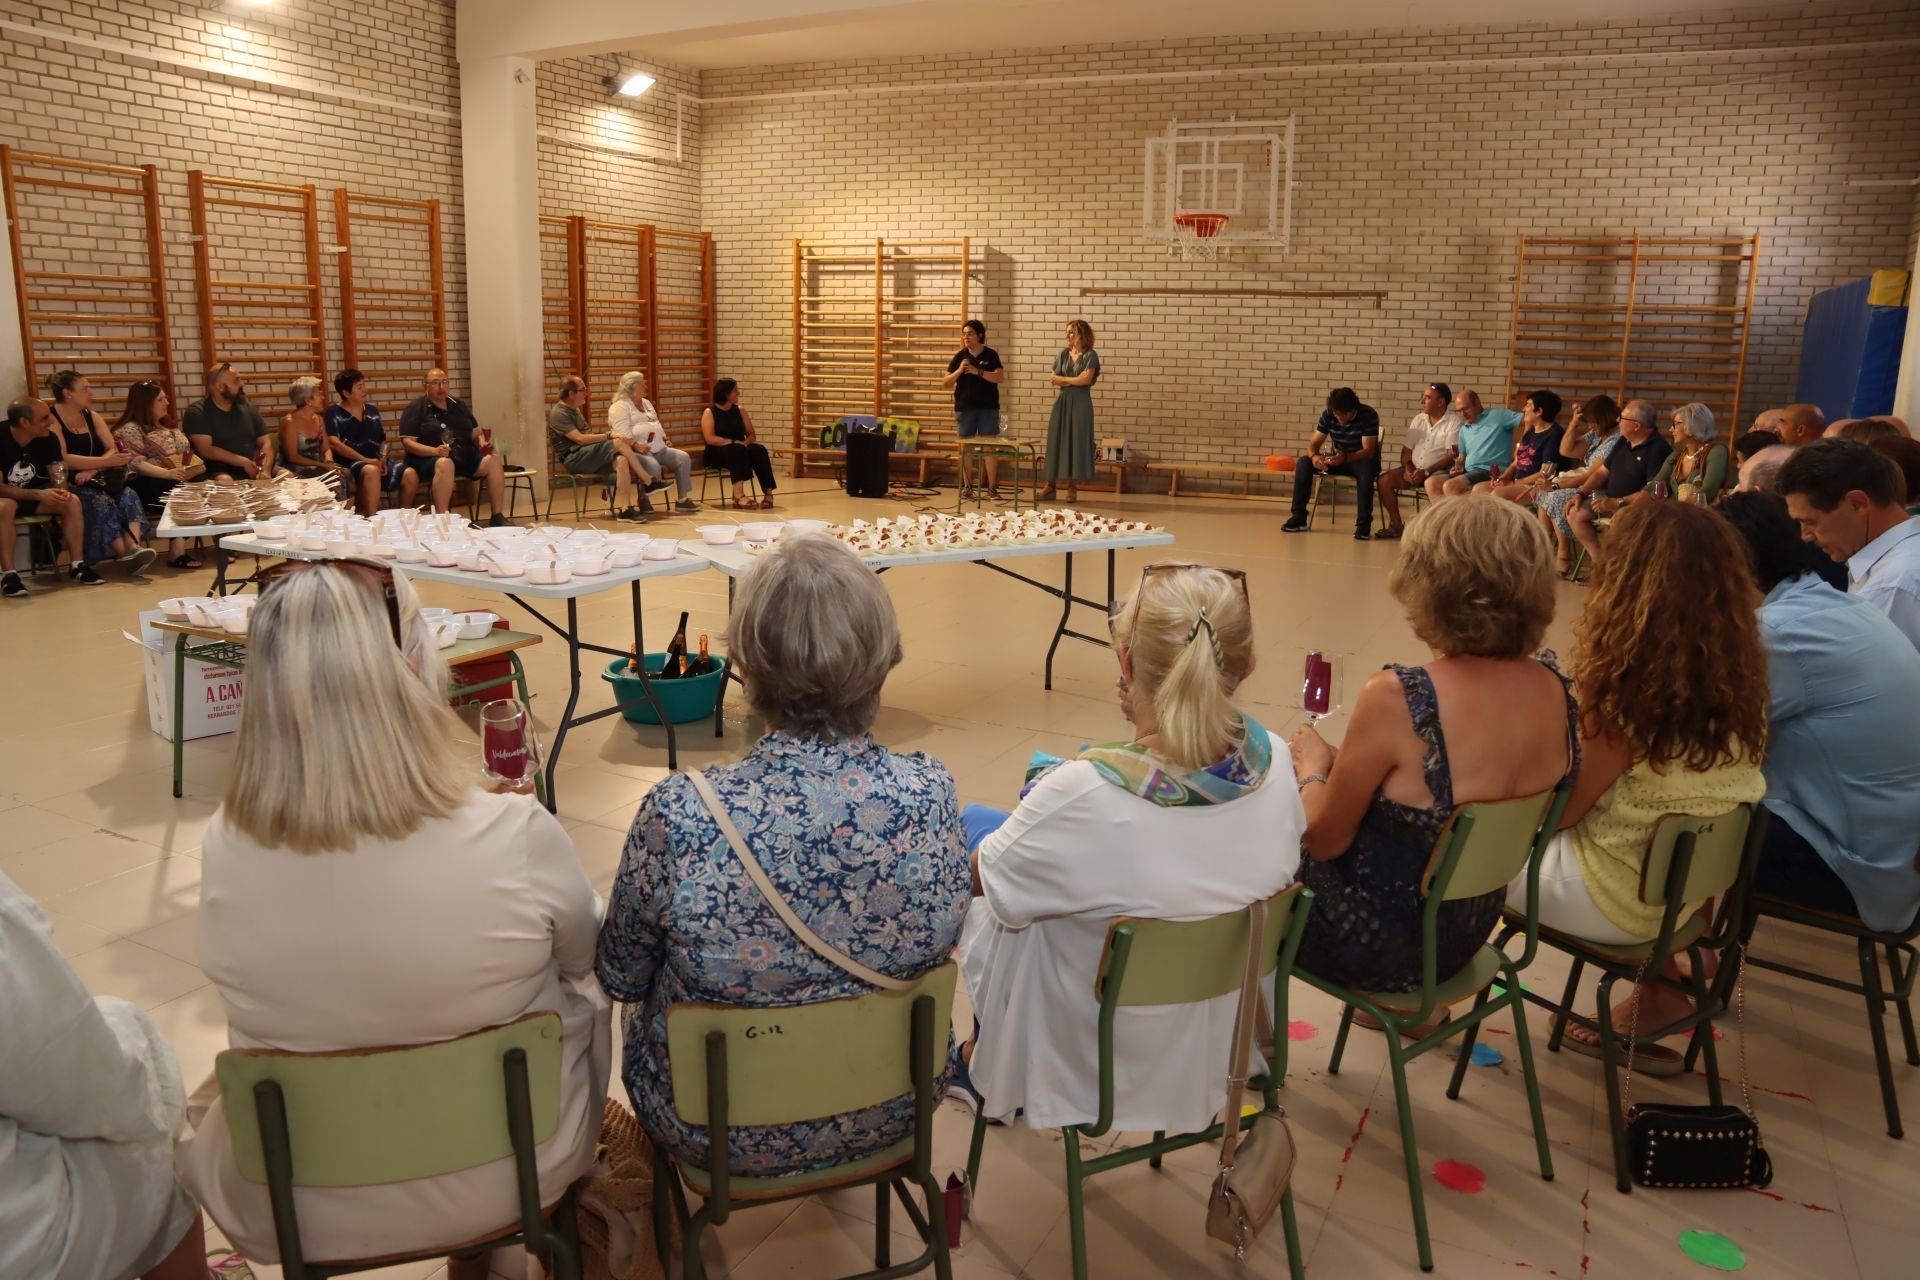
[1778, 438, 1920, 653]
[1722, 493, 1920, 932]
[1431, 389, 1522, 498]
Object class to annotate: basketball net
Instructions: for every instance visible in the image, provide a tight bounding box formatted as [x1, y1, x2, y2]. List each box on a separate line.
[1171, 212, 1229, 262]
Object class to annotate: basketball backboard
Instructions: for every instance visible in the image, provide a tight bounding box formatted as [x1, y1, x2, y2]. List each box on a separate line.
[1143, 115, 1295, 255]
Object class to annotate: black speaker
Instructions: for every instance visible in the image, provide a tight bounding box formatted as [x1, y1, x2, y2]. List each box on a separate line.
[845, 431, 891, 498]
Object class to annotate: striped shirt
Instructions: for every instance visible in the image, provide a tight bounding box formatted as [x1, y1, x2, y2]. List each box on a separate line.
[1316, 403, 1380, 454]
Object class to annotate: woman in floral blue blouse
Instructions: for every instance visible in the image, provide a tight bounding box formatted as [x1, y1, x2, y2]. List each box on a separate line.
[596, 534, 971, 1177]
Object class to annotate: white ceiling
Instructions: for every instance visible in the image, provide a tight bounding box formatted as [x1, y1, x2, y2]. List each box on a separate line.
[621, 0, 1822, 70]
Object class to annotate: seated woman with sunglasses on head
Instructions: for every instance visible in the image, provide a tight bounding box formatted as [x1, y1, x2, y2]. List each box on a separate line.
[175, 560, 609, 1278]
[958, 563, 1304, 1134]
[1289, 498, 1578, 1031]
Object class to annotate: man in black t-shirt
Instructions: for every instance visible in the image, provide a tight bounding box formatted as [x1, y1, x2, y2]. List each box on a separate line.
[183, 362, 271, 481]
[1568, 398, 1674, 567]
[1, 397, 94, 596]
[397, 369, 509, 524]
[942, 320, 1006, 496]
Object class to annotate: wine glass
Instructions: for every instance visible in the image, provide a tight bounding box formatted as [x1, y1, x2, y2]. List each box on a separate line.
[1299, 649, 1345, 724]
[480, 698, 542, 793]
[48, 461, 66, 488]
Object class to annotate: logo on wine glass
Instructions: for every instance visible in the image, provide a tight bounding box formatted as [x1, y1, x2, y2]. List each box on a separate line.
[481, 699, 539, 788]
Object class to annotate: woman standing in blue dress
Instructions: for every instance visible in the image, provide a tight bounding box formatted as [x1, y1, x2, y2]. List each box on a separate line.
[1041, 319, 1100, 503]
[596, 534, 970, 1178]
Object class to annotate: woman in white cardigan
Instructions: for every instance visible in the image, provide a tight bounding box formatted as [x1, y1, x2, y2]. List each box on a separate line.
[608, 369, 698, 514]
[175, 561, 610, 1275]
[960, 563, 1304, 1134]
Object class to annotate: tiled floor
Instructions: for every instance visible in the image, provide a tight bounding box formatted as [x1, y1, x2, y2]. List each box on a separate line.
[4, 479, 1916, 1279]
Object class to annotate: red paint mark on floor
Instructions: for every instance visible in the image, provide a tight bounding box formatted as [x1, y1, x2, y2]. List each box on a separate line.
[1433, 1159, 1487, 1193]
[1580, 1190, 1592, 1276]
[1687, 1027, 1725, 1042]
[1747, 1188, 1837, 1214]
[1746, 1188, 1785, 1203]
[1339, 1107, 1372, 1164]
[1333, 1173, 1344, 1192]
[1692, 1071, 1811, 1102]
[1288, 1019, 1319, 1041]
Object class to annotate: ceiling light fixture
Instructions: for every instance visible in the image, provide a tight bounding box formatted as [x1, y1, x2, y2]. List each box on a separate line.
[605, 70, 655, 98]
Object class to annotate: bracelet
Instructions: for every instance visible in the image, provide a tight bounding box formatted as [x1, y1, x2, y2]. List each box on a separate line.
[1297, 772, 1329, 789]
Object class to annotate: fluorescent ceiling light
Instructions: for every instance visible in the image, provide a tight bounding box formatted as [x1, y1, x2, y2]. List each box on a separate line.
[615, 72, 655, 97]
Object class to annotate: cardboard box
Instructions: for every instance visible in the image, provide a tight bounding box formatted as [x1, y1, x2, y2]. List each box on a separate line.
[126, 610, 246, 742]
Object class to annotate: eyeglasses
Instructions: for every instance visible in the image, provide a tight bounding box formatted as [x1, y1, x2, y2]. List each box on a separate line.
[1108, 562, 1251, 641]
[256, 557, 404, 649]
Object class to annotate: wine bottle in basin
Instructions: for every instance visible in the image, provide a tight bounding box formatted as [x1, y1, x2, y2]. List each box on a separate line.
[656, 612, 689, 680]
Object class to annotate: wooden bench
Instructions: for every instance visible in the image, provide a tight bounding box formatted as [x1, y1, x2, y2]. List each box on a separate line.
[1142, 461, 1297, 500]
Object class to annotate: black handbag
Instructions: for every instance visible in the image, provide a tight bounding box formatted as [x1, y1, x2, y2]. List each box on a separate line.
[1621, 946, 1773, 1190]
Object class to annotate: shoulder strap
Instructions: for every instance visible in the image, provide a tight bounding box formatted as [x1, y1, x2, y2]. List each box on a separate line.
[1217, 902, 1268, 1171]
[688, 770, 911, 992]
[1392, 665, 1453, 809]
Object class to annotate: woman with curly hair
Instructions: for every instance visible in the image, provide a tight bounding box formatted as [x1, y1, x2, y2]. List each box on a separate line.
[1513, 499, 1768, 1069]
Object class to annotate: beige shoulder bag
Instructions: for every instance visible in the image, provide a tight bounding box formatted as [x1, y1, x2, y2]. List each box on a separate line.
[688, 770, 910, 991]
[1204, 902, 1296, 1258]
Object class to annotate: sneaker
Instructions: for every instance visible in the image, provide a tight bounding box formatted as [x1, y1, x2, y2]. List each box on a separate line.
[644, 478, 668, 493]
[1, 572, 26, 599]
[121, 547, 158, 577]
[1373, 524, 1403, 540]
[617, 506, 647, 523]
[1282, 515, 1309, 533]
[1353, 529, 1372, 541]
[70, 563, 107, 586]
[675, 499, 701, 513]
[487, 514, 508, 528]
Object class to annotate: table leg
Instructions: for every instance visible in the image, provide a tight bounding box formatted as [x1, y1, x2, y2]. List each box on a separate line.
[172, 637, 187, 798]
[208, 542, 229, 598]
[542, 598, 585, 813]
[1044, 553, 1074, 690]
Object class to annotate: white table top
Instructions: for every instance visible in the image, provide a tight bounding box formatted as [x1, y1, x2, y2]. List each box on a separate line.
[216, 534, 711, 599]
[688, 529, 1177, 577]
[156, 518, 254, 540]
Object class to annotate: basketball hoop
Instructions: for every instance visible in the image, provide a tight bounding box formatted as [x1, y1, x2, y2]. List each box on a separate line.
[1172, 211, 1229, 261]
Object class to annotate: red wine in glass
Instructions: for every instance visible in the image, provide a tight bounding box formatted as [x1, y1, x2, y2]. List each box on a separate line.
[481, 699, 541, 792]
[1302, 650, 1335, 722]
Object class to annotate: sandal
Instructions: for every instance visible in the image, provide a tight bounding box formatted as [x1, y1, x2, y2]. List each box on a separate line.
[169, 553, 204, 570]
[1560, 1024, 1685, 1076]
[1037, 486, 1058, 501]
[757, 495, 775, 509]
[207, 1250, 256, 1279]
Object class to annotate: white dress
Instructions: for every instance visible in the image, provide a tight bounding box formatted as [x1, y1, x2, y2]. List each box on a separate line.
[177, 790, 612, 1264]
[0, 872, 198, 1280]
[960, 731, 1305, 1134]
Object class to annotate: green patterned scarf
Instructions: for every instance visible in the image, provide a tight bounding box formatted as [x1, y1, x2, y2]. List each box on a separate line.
[1022, 713, 1273, 807]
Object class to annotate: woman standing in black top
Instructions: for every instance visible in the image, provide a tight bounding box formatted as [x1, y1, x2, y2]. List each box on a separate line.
[700, 378, 776, 510]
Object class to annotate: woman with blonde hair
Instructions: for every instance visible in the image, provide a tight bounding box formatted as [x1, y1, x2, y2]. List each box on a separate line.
[1290, 497, 1578, 1023]
[959, 562, 1303, 1132]
[1518, 500, 1766, 1069]
[1040, 318, 1100, 503]
[278, 376, 342, 485]
[177, 561, 608, 1276]
[608, 369, 697, 513]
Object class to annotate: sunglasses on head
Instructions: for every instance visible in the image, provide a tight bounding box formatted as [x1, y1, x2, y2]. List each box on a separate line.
[256, 557, 404, 649]
[1108, 562, 1251, 640]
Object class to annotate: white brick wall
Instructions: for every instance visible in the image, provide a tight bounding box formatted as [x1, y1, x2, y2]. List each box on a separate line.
[697, 2, 1920, 493]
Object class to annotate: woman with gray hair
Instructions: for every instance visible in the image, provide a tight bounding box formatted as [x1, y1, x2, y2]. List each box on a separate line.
[597, 534, 969, 1177]
[1656, 401, 1728, 503]
[277, 375, 341, 485]
[607, 370, 698, 513]
[177, 560, 609, 1276]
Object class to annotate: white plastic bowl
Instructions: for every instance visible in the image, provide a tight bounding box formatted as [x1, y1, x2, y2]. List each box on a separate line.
[606, 547, 646, 568]
[525, 559, 572, 585]
[739, 521, 783, 542]
[453, 549, 488, 572]
[297, 535, 329, 552]
[568, 552, 612, 576]
[784, 518, 830, 535]
[642, 538, 678, 561]
[251, 523, 288, 541]
[160, 595, 214, 621]
[695, 525, 739, 546]
[486, 557, 526, 579]
[419, 607, 452, 623]
[454, 611, 501, 640]
[430, 619, 461, 649]
[324, 539, 358, 557]
[364, 544, 397, 559]
[214, 607, 249, 636]
[426, 542, 460, 567]
[394, 543, 429, 563]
